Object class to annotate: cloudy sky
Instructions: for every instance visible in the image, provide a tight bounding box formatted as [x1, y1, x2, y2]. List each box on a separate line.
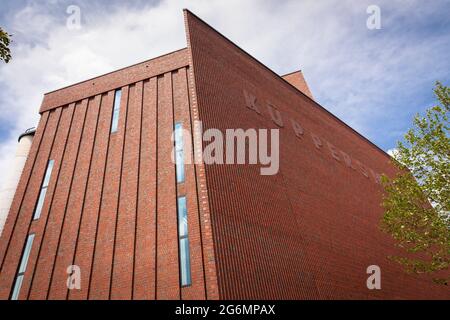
[0, 0, 449, 180]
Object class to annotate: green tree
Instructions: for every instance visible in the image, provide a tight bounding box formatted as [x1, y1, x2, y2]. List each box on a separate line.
[381, 82, 450, 285]
[0, 27, 12, 63]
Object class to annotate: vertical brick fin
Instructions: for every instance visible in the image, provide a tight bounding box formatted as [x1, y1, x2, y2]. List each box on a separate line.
[0, 108, 62, 300]
[89, 86, 129, 300]
[156, 72, 180, 300]
[70, 92, 114, 300]
[111, 83, 140, 300]
[173, 67, 206, 300]
[183, 9, 220, 301]
[48, 96, 102, 299]
[183, 10, 313, 299]
[0, 112, 49, 270]
[134, 78, 157, 300]
[28, 101, 87, 300]
[21, 105, 76, 300]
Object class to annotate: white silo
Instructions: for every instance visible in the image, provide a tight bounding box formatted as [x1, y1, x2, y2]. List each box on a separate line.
[0, 128, 35, 236]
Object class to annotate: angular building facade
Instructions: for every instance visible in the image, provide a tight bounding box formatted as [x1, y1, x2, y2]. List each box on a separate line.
[0, 10, 448, 300]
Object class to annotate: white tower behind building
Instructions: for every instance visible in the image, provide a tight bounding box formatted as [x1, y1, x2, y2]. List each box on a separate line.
[0, 129, 35, 236]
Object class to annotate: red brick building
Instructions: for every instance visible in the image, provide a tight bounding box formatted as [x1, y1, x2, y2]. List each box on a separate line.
[0, 10, 448, 300]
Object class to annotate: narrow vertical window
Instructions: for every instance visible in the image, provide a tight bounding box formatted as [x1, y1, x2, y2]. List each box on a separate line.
[177, 196, 191, 286]
[11, 234, 35, 300]
[111, 89, 122, 133]
[175, 122, 185, 183]
[33, 159, 54, 220]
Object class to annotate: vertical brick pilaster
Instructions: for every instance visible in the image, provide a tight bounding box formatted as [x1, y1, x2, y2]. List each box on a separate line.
[184, 10, 220, 300]
[28, 102, 87, 300]
[21, 105, 75, 300]
[156, 73, 180, 300]
[89, 86, 129, 300]
[48, 95, 101, 299]
[111, 83, 141, 300]
[69, 92, 114, 300]
[133, 78, 157, 300]
[173, 67, 206, 300]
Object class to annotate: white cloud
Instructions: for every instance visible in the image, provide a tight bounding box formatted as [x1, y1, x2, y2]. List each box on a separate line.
[0, 0, 449, 193]
[387, 148, 399, 159]
[0, 0, 187, 191]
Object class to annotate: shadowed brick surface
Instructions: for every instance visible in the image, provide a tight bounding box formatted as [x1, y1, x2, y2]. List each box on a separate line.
[184, 10, 449, 299]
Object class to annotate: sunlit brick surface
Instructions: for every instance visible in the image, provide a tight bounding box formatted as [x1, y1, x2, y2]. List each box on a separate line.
[0, 47, 213, 300]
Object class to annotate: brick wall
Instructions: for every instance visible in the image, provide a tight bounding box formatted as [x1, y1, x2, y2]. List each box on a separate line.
[0, 48, 213, 300]
[282, 70, 314, 100]
[184, 10, 449, 299]
[0, 9, 447, 300]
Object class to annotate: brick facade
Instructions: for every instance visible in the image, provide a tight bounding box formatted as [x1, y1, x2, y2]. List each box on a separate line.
[184, 10, 449, 299]
[0, 10, 447, 300]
